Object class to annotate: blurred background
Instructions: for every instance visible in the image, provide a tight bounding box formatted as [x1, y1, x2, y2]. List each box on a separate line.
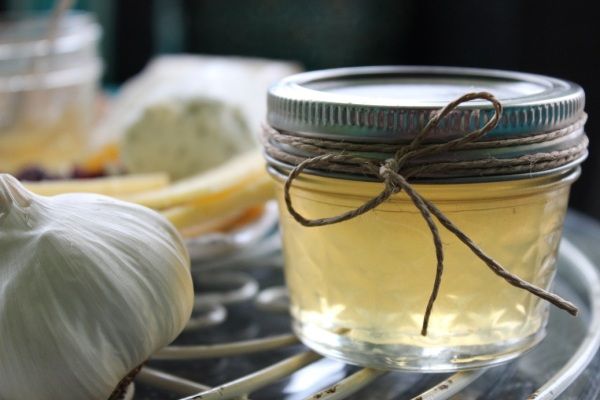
[1, 0, 598, 219]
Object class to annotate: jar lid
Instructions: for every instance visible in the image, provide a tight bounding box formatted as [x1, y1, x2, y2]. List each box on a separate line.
[267, 66, 585, 142]
[0, 11, 102, 91]
[264, 66, 588, 182]
[0, 11, 101, 62]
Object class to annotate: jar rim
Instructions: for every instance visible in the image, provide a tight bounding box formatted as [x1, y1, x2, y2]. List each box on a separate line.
[0, 11, 101, 61]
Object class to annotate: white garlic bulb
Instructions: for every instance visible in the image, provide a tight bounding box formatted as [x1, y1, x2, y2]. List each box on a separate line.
[0, 174, 194, 400]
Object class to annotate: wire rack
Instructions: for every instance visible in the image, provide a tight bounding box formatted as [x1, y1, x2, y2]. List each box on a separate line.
[130, 212, 600, 400]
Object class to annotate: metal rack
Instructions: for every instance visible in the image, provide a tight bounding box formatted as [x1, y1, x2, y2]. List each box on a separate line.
[132, 216, 600, 400]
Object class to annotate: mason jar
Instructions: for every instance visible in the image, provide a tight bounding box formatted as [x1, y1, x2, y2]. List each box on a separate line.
[263, 66, 588, 371]
[0, 11, 102, 174]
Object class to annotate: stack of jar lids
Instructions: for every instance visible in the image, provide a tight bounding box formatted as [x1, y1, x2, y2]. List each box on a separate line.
[263, 66, 588, 182]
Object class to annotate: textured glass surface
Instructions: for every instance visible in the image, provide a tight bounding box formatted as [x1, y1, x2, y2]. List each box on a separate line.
[273, 169, 578, 369]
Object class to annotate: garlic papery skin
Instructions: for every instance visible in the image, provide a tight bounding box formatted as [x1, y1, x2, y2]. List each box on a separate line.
[0, 174, 193, 400]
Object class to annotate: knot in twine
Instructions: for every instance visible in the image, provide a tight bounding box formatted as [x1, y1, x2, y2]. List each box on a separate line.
[278, 92, 579, 336]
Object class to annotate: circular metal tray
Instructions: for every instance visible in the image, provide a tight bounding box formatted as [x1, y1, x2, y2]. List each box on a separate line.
[131, 211, 600, 400]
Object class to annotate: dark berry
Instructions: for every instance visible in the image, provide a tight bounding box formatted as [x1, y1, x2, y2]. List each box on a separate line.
[16, 166, 52, 181]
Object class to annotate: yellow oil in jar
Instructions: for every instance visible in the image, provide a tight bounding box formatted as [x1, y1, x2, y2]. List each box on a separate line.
[271, 168, 578, 370]
[0, 107, 90, 174]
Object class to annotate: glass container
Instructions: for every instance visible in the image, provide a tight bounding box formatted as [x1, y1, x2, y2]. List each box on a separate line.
[0, 11, 102, 174]
[263, 66, 588, 371]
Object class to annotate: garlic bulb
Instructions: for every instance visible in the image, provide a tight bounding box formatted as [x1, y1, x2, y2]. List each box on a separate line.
[0, 174, 194, 400]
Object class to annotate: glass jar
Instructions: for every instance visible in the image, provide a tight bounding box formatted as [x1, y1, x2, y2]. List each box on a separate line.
[263, 66, 588, 371]
[0, 11, 102, 174]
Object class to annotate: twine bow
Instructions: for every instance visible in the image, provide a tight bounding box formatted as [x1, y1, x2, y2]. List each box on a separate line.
[280, 92, 578, 336]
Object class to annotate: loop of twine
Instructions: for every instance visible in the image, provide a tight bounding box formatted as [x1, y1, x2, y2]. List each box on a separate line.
[265, 92, 580, 336]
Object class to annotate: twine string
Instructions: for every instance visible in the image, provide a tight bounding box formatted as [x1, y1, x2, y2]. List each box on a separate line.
[277, 92, 579, 336]
[264, 113, 587, 180]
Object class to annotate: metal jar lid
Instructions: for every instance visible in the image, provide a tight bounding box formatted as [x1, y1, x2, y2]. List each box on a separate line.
[268, 66, 585, 141]
[265, 66, 588, 181]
